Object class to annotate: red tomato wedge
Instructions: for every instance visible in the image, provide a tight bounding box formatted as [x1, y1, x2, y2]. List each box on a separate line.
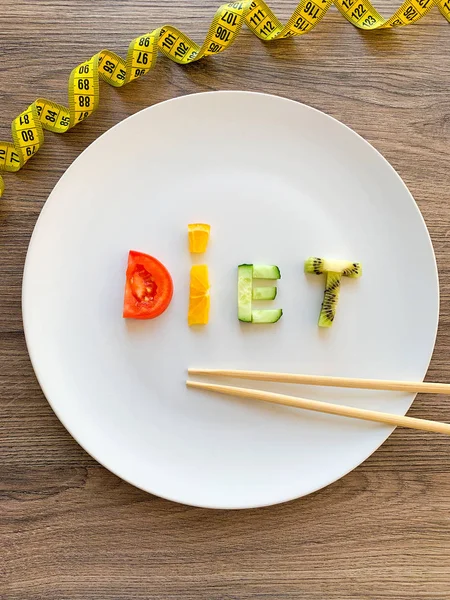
[123, 250, 173, 319]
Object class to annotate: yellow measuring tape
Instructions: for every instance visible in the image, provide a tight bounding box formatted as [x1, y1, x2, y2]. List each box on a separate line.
[1, 0, 449, 197]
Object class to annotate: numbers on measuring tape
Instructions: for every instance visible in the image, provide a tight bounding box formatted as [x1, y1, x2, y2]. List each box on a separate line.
[248, 8, 266, 25]
[258, 19, 276, 35]
[0, 0, 448, 196]
[102, 60, 116, 74]
[137, 52, 149, 64]
[403, 5, 419, 19]
[221, 10, 239, 26]
[302, 2, 318, 18]
[361, 14, 376, 25]
[174, 42, 190, 59]
[77, 96, 91, 108]
[77, 78, 91, 90]
[215, 25, 232, 41]
[44, 110, 57, 122]
[20, 130, 35, 142]
[161, 33, 177, 51]
[351, 4, 367, 19]
[208, 42, 222, 53]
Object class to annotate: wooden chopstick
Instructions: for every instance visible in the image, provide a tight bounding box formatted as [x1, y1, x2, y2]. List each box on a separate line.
[186, 380, 450, 435]
[188, 369, 450, 395]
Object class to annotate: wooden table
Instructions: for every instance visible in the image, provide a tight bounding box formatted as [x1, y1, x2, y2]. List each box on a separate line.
[2, 1, 450, 598]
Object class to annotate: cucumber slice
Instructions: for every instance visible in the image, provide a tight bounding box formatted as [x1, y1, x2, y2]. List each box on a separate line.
[251, 309, 283, 324]
[252, 286, 277, 301]
[252, 264, 281, 280]
[238, 264, 253, 322]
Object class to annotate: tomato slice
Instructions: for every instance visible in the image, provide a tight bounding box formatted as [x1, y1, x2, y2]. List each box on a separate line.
[123, 250, 173, 319]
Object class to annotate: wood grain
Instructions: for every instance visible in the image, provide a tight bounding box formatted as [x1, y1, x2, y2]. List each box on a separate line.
[1, 1, 450, 598]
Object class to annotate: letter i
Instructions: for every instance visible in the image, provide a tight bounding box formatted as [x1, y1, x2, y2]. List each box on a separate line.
[187, 224, 211, 326]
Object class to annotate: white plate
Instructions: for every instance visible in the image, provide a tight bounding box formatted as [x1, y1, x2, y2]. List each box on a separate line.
[23, 91, 439, 509]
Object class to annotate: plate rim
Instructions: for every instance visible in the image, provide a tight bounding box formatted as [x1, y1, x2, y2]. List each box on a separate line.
[22, 90, 440, 509]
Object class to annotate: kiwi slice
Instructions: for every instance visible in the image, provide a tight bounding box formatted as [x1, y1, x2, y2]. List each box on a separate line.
[318, 271, 342, 327]
[305, 257, 362, 278]
[305, 257, 362, 327]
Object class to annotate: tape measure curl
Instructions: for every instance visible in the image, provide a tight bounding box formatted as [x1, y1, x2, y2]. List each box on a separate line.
[1, 0, 449, 197]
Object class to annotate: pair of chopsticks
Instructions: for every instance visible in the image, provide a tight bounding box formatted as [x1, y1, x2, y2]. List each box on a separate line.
[186, 369, 450, 435]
